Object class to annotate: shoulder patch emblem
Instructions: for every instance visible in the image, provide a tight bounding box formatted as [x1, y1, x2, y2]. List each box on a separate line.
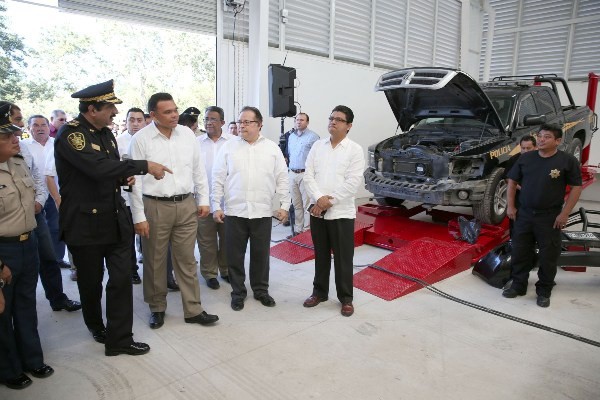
[67, 120, 80, 127]
[549, 169, 560, 178]
[67, 132, 86, 151]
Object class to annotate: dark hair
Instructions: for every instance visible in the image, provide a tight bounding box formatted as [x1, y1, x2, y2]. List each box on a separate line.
[204, 106, 224, 121]
[240, 106, 263, 124]
[539, 123, 562, 139]
[144, 113, 150, 118]
[178, 113, 198, 129]
[27, 114, 49, 126]
[520, 134, 536, 146]
[147, 93, 174, 113]
[79, 101, 106, 114]
[331, 105, 354, 124]
[127, 107, 144, 119]
[295, 112, 309, 122]
[228, 121, 236, 126]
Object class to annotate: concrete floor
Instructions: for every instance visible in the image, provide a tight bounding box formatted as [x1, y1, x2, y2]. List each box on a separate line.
[2, 200, 600, 399]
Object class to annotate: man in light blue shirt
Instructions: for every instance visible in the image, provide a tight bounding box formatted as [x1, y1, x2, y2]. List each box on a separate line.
[287, 113, 319, 235]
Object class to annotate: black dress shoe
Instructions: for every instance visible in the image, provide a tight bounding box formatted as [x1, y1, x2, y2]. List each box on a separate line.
[254, 293, 276, 307]
[105, 342, 150, 357]
[502, 287, 527, 298]
[184, 311, 219, 325]
[207, 278, 220, 289]
[51, 299, 82, 312]
[3, 373, 32, 389]
[537, 295, 551, 308]
[149, 311, 165, 329]
[90, 328, 107, 344]
[231, 298, 244, 311]
[132, 272, 142, 284]
[167, 279, 180, 291]
[221, 275, 230, 283]
[28, 364, 54, 378]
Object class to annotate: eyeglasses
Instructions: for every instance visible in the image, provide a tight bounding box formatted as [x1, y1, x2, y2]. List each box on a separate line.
[203, 117, 221, 123]
[57, 118, 66, 121]
[328, 116, 348, 123]
[236, 120, 259, 126]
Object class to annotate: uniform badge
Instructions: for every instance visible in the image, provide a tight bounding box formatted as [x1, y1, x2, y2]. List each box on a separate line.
[549, 169, 560, 178]
[67, 132, 86, 151]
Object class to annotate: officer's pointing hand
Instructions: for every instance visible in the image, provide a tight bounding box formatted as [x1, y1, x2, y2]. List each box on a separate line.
[147, 161, 173, 180]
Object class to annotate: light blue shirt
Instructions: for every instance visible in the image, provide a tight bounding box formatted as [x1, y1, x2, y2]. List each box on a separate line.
[287, 129, 319, 170]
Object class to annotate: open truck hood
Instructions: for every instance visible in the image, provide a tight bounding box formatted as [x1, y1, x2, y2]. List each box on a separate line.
[375, 67, 506, 133]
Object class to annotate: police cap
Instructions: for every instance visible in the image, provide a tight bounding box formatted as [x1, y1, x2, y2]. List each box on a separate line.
[0, 102, 21, 135]
[182, 107, 201, 116]
[71, 79, 123, 104]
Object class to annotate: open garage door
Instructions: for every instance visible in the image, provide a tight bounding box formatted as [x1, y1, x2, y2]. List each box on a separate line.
[58, 0, 217, 35]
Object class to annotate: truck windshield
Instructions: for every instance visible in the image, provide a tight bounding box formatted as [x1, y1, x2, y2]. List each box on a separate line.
[485, 92, 516, 128]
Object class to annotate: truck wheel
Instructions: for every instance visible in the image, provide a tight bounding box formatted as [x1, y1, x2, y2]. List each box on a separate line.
[567, 138, 582, 162]
[376, 197, 405, 207]
[473, 167, 507, 225]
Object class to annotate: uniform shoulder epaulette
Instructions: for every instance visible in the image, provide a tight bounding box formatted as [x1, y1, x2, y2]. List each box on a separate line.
[67, 120, 80, 127]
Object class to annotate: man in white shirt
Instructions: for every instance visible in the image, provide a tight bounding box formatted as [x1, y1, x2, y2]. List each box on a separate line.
[116, 107, 146, 285]
[302, 105, 365, 317]
[287, 113, 319, 235]
[212, 106, 290, 311]
[129, 92, 218, 329]
[196, 106, 231, 289]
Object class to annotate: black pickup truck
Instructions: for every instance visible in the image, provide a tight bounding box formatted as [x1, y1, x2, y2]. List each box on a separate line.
[364, 67, 597, 224]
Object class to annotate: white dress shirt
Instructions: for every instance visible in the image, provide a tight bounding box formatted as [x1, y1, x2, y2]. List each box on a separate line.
[303, 136, 365, 219]
[211, 134, 290, 218]
[197, 132, 233, 212]
[128, 122, 210, 224]
[19, 140, 48, 205]
[116, 132, 134, 206]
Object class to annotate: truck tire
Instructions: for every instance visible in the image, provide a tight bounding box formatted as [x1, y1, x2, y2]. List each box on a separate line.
[567, 138, 582, 162]
[473, 167, 507, 225]
[376, 197, 405, 207]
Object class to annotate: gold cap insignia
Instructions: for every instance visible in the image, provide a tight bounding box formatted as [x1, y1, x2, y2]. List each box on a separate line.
[67, 132, 86, 151]
[549, 169, 560, 178]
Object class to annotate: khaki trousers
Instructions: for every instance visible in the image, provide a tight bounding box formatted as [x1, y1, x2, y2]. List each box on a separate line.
[196, 213, 228, 280]
[142, 196, 204, 318]
[289, 170, 311, 234]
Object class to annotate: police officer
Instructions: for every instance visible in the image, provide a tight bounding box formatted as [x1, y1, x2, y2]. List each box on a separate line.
[54, 80, 171, 356]
[503, 124, 582, 308]
[0, 103, 53, 389]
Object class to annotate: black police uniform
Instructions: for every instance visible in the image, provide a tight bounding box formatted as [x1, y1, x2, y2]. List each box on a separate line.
[55, 103, 149, 349]
[507, 150, 582, 297]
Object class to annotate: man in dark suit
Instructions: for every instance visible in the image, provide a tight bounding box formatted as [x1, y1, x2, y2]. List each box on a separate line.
[54, 80, 170, 356]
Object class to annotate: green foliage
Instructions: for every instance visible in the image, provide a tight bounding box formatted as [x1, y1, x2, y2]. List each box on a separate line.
[0, 3, 27, 101]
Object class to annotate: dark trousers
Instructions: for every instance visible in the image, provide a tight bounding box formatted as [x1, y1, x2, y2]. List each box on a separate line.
[510, 209, 562, 297]
[44, 198, 65, 262]
[309, 217, 355, 304]
[0, 234, 44, 381]
[35, 212, 68, 308]
[225, 216, 272, 301]
[69, 236, 134, 349]
[126, 206, 139, 274]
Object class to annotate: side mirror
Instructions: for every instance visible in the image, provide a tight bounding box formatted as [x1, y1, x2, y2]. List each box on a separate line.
[523, 114, 546, 126]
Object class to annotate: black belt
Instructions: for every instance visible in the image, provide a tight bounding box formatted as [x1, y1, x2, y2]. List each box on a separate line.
[0, 231, 32, 243]
[143, 193, 190, 202]
[524, 207, 562, 215]
[290, 169, 305, 173]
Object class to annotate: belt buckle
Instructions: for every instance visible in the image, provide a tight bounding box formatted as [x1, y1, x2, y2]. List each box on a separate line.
[19, 232, 29, 241]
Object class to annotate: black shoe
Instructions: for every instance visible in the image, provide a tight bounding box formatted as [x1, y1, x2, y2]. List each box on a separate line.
[207, 278, 220, 290]
[149, 312, 165, 329]
[57, 260, 71, 269]
[221, 275, 230, 283]
[2, 373, 32, 389]
[51, 299, 82, 312]
[254, 293, 276, 307]
[537, 295, 550, 308]
[231, 298, 244, 311]
[132, 272, 142, 284]
[283, 220, 291, 227]
[184, 311, 219, 325]
[27, 364, 54, 379]
[105, 342, 150, 357]
[167, 279, 180, 291]
[502, 287, 527, 298]
[90, 328, 107, 344]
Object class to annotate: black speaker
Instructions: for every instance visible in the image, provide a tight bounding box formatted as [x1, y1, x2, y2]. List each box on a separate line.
[269, 64, 297, 118]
